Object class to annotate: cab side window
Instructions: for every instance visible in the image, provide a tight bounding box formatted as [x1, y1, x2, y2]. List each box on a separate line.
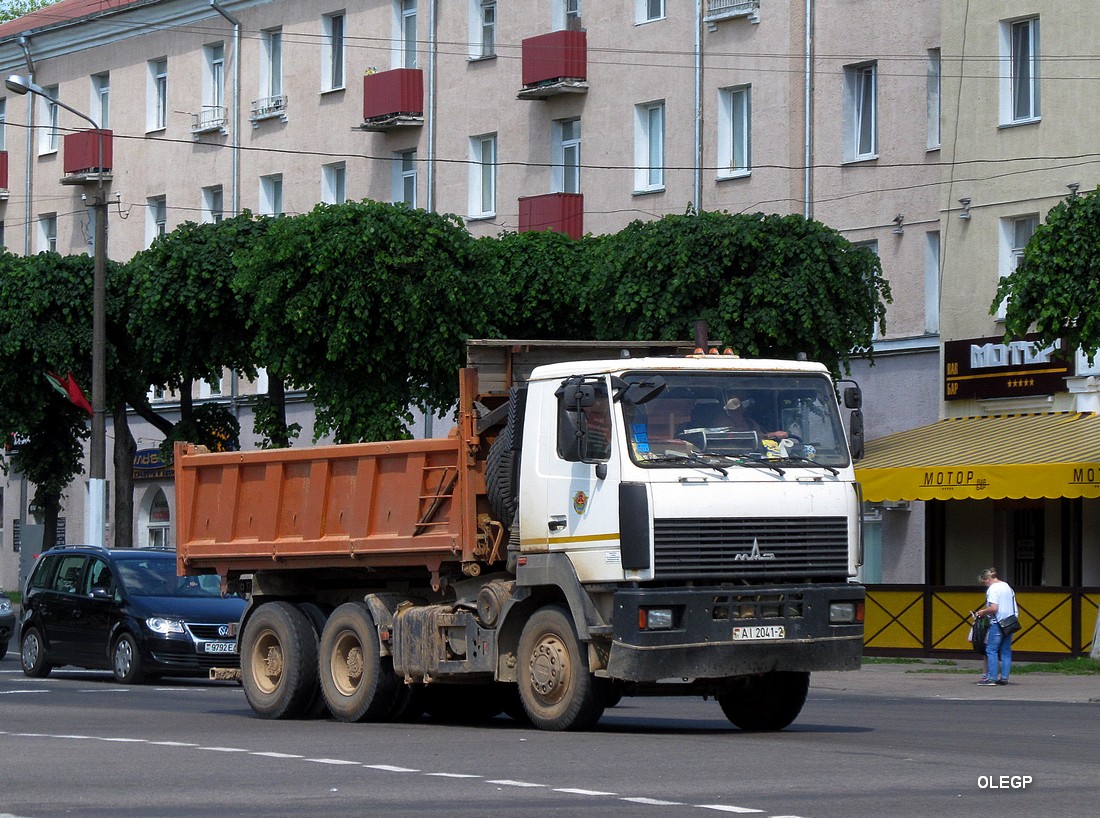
[50, 555, 87, 594]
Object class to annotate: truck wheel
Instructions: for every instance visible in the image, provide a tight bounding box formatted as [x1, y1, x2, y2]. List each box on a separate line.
[487, 424, 520, 530]
[111, 633, 147, 684]
[717, 671, 810, 731]
[20, 626, 53, 678]
[296, 603, 331, 719]
[241, 601, 319, 719]
[517, 605, 605, 731]
[319, 602, 399, 722]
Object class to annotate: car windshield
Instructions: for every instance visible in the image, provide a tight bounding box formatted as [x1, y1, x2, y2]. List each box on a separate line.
[621, 371, 850, 469]
[115, 556, 223, 598]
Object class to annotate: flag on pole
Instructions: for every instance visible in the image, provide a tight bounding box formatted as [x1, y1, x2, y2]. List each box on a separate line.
[45, 371, 94, 416]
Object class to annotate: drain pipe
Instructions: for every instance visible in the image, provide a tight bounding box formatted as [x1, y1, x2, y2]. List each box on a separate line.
[210, 0, 241, 216]
[693, 0, 703, 211]
[18, 35, 35, 255]
[426, 0, 437, 212]
[803, 0, 814, 219]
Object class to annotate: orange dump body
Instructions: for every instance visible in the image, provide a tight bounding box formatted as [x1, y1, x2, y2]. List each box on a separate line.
[176, 371, 490, 584]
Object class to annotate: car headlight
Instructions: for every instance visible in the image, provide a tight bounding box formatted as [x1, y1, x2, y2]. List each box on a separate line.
[146, 616, 186, 635]
[0, 597, 12, 614]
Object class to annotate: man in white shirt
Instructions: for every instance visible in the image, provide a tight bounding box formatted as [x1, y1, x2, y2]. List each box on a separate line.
[972, 568, 1018, 686]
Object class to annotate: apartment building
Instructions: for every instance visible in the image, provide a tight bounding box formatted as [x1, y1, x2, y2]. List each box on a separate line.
[0, 1, 943, 593]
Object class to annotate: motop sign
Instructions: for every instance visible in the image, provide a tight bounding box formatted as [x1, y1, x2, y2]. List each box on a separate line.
[944, 334, 1069, 401]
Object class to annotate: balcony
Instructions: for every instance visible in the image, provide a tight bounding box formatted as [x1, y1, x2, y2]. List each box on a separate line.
[360, 68, 424, 131]
[704, 0, 761, 27]
[61, 130, 113, 185]
[0, 150, 7, 200]
[518, 30, 588, 100]
[518, 193, 584, 240]
[191, 105, 229, 135]
[250, 95, 288, 127]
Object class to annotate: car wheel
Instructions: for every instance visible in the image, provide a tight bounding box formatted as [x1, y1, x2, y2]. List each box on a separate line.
[112, 633, 147, 684]
[20, 627, 53, 678]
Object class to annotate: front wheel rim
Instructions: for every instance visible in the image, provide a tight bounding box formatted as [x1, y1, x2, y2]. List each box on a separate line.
[22, 633, 40, 669]
[114, 639, 134, 677]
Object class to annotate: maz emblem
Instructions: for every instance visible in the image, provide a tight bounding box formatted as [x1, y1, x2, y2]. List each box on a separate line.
[734, 538, 776, 562]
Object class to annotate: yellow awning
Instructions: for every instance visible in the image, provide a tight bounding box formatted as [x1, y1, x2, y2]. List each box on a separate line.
[856, 412, 1100, 502]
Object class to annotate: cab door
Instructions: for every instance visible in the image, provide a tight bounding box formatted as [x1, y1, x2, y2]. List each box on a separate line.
[70, 557, 116, 666]
[36, 554, 89, 663]
[538, 376, 625, 584]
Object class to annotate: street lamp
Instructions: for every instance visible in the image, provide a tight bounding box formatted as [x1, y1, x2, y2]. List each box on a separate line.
[6, 74, 109, 548]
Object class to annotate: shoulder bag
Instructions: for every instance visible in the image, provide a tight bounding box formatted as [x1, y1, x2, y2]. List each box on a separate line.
[998, 613, 1022, 636]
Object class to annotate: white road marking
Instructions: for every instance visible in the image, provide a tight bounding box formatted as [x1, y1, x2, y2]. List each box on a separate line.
[0, 690, 48, 695]
[251, 751, 303, 759]
[485, 779, 546, 788]
[424, 772, 480, 778]
[554, 788, 617, 796]
[306, 758, 362, 766]
[198, 746, 250, 753]
[697, 806, 764, 814]
[364, 764, 419, 772]
[621, 797, 685, 806]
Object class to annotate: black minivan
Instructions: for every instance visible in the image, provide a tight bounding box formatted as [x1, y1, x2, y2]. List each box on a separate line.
[20, 545, 245, 683]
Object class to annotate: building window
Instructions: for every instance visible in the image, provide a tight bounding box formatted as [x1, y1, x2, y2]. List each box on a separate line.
[551, 118, 581, 194]
[91, 73, 109, 130]
[148, 58, 168, 132]
[553, 0, 581, 30]
[147, 490, 171, 549]
[394, 150, 417, 206]
[468, 134, 496, 218]
[637, 0, 664, 24]
[200, 375, 223, 398]
[926, 49, 941, 150]
[323, 12, 346, 91]
[260, 174, 283, 216]
[996, 215, 1038, 320]
[202, 43, 226, 127]
[924, 231, 940, 334]
[322, 162, 347, 204]
[39, 85, 59, 154]
[202, 185, 224, 224]
[262, 28, 283, 99]
[634, 101, 665, 192]
[1002, 16, 1040, 124]
[844, 62, 877, 161]
[147, 196, 167, 245]
[470, 0, 496, 58]
[718, 84, 751, 178]
[399, 0, 418, 69]
[38, 214, 57, 253]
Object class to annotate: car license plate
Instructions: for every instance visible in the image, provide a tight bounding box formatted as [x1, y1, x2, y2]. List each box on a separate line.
[732, 625, 785, 641]
[204, 641, 236, 654]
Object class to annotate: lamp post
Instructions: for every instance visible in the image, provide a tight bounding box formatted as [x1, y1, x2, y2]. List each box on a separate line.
[6, 74, 109, 548]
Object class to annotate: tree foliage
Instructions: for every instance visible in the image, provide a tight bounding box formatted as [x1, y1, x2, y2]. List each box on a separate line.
[234, 201, 487, 442]
[0, 0, 59, 24]
[584, 211, 890, 375]
[995, 189, 1100, 362]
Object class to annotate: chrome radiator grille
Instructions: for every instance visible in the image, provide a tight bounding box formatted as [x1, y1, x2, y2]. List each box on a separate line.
[652, 516, 849, 581]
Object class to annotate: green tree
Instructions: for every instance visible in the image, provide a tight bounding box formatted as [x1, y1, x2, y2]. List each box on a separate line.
[0, 0, 60, 23]
[0, 250, 99, 546]
[235, 201, 485, 442]
[585, 210, 890, 375]
[994, 189, 1100, 362]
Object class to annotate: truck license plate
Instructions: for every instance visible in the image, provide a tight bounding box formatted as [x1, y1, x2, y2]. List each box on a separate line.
[204, 641, 236, 654]
[732, 625, 785, 641]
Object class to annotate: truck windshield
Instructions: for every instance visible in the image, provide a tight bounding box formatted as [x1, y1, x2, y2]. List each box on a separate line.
[620, 371, 850, 470]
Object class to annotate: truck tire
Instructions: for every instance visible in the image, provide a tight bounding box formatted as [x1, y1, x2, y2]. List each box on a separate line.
[517, 605, 605, 731]
[241, 601, 320, 719]
[318, 602, 399, 722]
[717, 671, 810, 731]
[297, 602, 331, 719]
[487, 424, 520, 530]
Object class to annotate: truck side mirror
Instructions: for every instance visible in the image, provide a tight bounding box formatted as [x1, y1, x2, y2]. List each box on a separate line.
[843, 386, 862, 409]
[557, 405, 586, 462]
[849, 409, 865, 461]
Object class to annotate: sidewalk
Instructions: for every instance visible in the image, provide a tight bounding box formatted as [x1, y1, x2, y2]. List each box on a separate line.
[811, 660, 1100, 704]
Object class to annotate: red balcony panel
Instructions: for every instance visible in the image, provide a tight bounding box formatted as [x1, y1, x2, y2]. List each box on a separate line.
[362, 68, 424, 120]
[518, 193, 584, 240]
[0, 150, 7, 189]
[63, 129, 113, 175]
[521, 30, 587, 87]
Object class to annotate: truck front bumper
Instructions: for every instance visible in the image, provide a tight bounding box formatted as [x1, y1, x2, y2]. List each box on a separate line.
[605, 583, 864, 682]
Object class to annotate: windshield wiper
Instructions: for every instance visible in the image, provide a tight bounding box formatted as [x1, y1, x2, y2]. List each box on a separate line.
[646, 452, 729, 477]
[771, 454, 839, 476]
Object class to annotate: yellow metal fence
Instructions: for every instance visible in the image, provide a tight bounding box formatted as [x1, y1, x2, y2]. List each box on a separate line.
[864, 586, 1099, 658]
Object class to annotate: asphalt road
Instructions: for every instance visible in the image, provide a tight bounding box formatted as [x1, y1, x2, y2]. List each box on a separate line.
[0, 650, 1096, 818]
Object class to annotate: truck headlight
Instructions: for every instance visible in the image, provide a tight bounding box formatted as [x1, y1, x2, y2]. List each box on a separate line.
[638, 608, 674, 630]
[829, 602, 864, 624]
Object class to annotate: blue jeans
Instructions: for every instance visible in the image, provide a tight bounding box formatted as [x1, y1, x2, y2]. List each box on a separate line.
[985, 621, 1013, 680]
